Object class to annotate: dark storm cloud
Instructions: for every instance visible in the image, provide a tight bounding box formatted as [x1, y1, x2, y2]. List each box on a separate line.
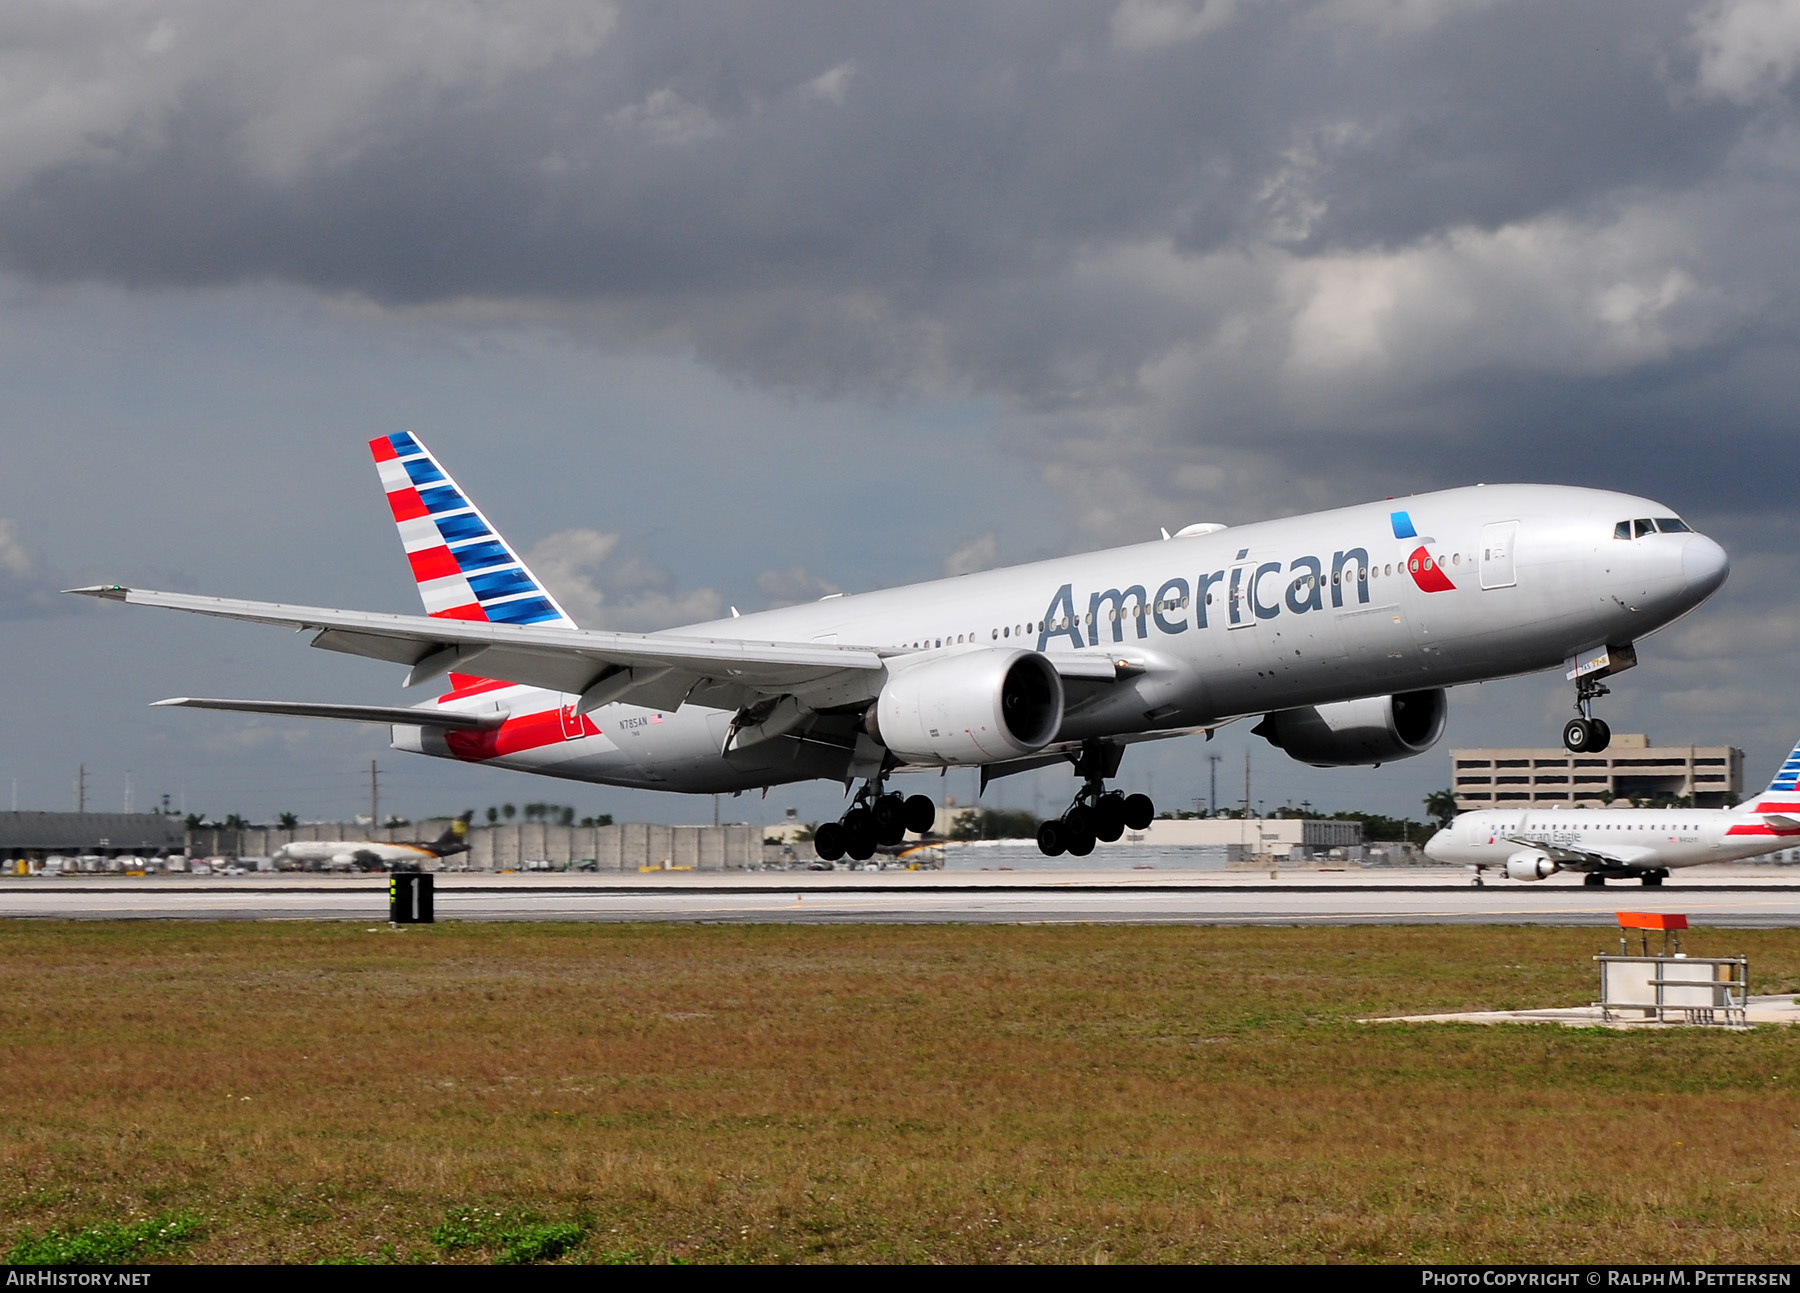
[1, 1, 1796, 527]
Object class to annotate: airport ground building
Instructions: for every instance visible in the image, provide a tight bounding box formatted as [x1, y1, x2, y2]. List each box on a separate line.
[0, 812, 187, 859]
[1120, 816, 1363, 859]
[1451, 734, 1744, 810]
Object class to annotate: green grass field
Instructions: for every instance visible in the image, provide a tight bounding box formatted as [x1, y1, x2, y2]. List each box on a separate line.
[3, 921, 1797, 1263]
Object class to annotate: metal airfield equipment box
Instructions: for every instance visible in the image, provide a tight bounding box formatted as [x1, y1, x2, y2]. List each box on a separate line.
[1597, 914, 1746, 1025]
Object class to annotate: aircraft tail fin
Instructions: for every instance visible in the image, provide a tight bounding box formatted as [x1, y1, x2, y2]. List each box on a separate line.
[369, 433, 578, 632]
[428, 811, 473, 855]
[1739, 738, 1800, 812]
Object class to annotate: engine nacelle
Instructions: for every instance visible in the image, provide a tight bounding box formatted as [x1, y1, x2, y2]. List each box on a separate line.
[1505, 850, 1558, 882]
[869, 648, 1064, 765]
[1252, 689, 1447, 768]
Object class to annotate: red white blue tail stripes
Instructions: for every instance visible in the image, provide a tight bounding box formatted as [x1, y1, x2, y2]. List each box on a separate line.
[1743, 738, 1800, 814]
[370, 433, 576, 629]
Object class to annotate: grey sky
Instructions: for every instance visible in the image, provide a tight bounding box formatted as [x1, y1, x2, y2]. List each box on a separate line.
[1, 1, 1797, 827]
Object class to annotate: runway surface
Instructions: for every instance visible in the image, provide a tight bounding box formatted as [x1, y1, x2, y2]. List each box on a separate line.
[4, 867, 1799, 926]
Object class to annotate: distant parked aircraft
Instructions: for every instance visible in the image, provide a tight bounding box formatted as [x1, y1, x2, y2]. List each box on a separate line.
[75, 434, 1728, 864]
[1424, 741, 1800, 886]
[275, 812, 471, 872]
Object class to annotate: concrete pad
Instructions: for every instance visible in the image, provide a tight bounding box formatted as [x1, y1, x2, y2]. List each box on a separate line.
[1368, 994, 1800, 1029]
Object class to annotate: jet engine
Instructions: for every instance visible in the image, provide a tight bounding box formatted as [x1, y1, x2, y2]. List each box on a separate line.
[1251, 689, 1447, 767]
[868, 648, 1064, 765]
[1504, 850, 1558, 881]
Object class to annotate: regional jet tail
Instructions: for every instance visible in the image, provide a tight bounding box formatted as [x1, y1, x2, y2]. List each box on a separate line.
[71, 432, 1729, 867]
[1425, 739, 1800, 886]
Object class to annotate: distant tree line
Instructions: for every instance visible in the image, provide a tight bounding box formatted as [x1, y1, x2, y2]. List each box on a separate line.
[481, 803, 612, 828]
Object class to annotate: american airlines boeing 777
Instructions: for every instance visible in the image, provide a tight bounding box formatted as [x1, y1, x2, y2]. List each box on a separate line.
[71, 434, 1729, 862]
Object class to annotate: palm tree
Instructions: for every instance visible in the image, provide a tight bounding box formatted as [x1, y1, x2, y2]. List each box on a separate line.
[1423, 789, 1459, 828]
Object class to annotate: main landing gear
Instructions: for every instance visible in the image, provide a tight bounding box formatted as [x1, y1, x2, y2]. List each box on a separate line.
[1562, 673, 1613, 754]
[1036, 744, 1154, 857]
[813, 782, 936, 863]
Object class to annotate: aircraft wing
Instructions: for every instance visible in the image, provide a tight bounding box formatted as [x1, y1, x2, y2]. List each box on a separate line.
[1504, 836, 1659, 869]
[151, 697, 506, 729]
[70, 586, 888, 713]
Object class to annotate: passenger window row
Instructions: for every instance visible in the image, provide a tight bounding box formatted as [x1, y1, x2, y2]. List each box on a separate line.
[891, 550, 1485, 650]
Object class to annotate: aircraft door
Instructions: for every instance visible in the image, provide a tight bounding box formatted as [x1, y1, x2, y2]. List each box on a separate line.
[1227, 563, 1258, 629]
[559, 702, 586, 740]
[1480, 522, 1518, 590]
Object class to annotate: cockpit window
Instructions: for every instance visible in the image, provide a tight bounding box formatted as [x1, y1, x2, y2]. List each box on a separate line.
[1655, 517, 1690, 533]
[1633, 518, 1656, 539]
[1613, 521, 1631, 540]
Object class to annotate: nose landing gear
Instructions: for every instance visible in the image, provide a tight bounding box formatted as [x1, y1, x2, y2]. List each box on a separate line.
[813, 781, 937, 863]
[1563, 674, 1613, 753]
[1036, 745, 1153, 857]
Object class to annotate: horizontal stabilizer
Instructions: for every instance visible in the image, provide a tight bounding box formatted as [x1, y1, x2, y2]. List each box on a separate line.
[152, 697, 506, 730]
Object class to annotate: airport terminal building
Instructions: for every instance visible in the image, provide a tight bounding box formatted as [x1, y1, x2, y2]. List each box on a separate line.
[1451, 733, 1744, 810]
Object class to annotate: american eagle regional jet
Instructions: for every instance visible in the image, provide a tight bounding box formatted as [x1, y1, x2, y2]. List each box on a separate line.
[71, 435, 1729, 863]
[1425, 741, 1800, 887]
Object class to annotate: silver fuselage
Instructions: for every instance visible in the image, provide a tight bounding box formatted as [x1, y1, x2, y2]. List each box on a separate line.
[395, 483, 1729, 793]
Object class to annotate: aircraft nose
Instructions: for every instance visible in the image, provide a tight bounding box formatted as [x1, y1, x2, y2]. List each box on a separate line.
[1423, 828, 1449, 862]
[1682, 534, 1730, 600]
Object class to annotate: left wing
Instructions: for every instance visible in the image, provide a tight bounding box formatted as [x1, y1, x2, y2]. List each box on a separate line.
[70, 585, 887, 714]
[1504, 835, 1659, 870]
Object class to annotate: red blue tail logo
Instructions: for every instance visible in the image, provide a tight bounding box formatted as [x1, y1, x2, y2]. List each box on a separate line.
[370, 433, 577, 630]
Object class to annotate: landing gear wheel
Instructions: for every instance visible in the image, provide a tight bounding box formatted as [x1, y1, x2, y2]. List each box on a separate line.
[813, 822, 845, 862]
[1588, 719, 1612, 752]
[1064, 824, 1096, 857]
[1036, 820, 1067, 857]
[1122, 793, 1155, 831]
[1641, 871, 1664, 887]
[902, 794, 937, 835]
[1563, 717, 1594, 753]
[871, 794, 907, 846]
[840, 807, 877, 861]
[1583, 872, 1607, 887]
[1064, 804, 1094, 838]
[1094, 793, 1127, 843]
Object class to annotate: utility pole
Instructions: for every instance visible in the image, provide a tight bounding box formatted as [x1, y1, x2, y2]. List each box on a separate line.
[1242, 750, 1251, 855]
[77, 764, 85, 813]
[124, 771, 132, 814]
[1206, 753, 1221, 817]
[370, 760, 379, 833]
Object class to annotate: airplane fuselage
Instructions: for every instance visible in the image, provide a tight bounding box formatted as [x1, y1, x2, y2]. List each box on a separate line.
[1425, 807, 1798, 875]
[394, 483, 1728, 793]
[276, 840, 445, 867]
